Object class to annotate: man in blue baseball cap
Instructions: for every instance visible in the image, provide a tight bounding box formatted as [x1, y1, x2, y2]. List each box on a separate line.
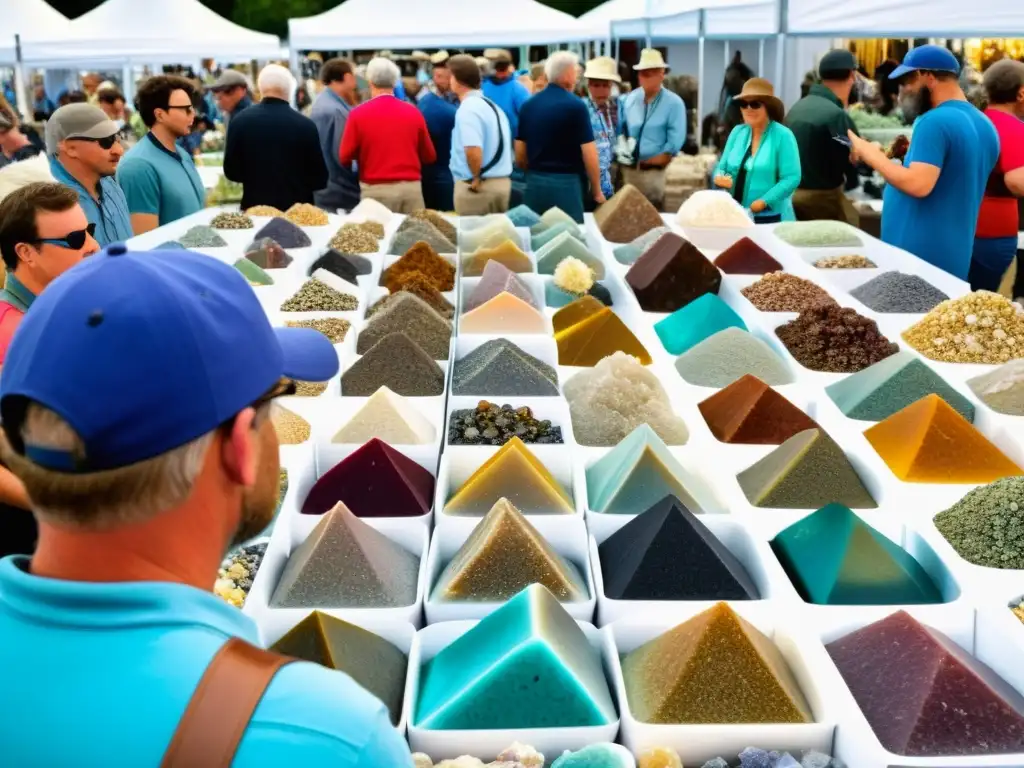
[847, 44, 999, 280]
[0, 246, 414, 767]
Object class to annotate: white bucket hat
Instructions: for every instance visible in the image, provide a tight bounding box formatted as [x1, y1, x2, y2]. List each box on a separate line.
[584, 56, 622, 83]
[634, 48, 670, 72]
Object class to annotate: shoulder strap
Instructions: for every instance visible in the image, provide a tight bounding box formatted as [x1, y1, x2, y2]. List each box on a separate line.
[479, 97, 505, 176]
[161, 638, 294, 768]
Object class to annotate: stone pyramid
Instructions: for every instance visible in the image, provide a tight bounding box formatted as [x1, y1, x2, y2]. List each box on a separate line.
[269, 503, 420, 608]
[415, 584, 616, 729]
[675, 327, 794, 388]
[333, 386, 436, 445]
[381, 241, 456, 291]
[593, 184, 666, 243]
[545, 280, 614, 309]
[302, 437, 435, 517]
[967, 359, 1024, 416]
[506, 203, 541, 228]
[357, 293, 452, 359]
[587, 424, 707, 515]
[531, 220, 584, 250]
[233, 258, 273, 286]
[270, 610, 408, 724]
[826, 610, 1024, 756]
[599, 495, 759, 600]
[179, 225, 227, 248]
[714, 236, 783, 275]
[738, 428, 877, 509]
[699, 374, 818, 444]
[460, 217, 519, 253]
[654, 292, 747, 356]
[341, 332, 445, 396]
[621, 602, 813, 724]
[460, 291, 548, 335]
[461, 239, 532, 276]
[826, 351, 975, 423]
[272, 405, 310, 445]
[536, 206, 578, 231]
[626, 231, 722, 312]
[308, 250, 365, 284]
[554, 296, 652, 367]
[452, 338, 559, 397]
[771, 503, 942, 605]
[390, 220, 456, 255]
[535, 232, 606, 278]
[864, 394, 1022, 483]
[408, 208, 458, 243]
[349, 197, 393, 225]
[366, 280, 454, 320]
[433, 498, 588, 602]
[253, 217, 311, 248]
[612, 226, 671, 265]
[465, 260, 537, 312]
[245, 237, 292, 268]
[445, 437, 574, 515]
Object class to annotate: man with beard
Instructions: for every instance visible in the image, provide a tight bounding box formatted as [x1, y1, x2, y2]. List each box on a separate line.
[0, 246, 415, 767]
[117, 76, 206, 234]
[848, 46, 998, 280]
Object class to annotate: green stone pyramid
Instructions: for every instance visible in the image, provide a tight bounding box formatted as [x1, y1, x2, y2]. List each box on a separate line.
[587, 424, 702, 515]
[233, 257, 273, 285]
[414, 584, 616, 730]
[825, 350, 975, 423]
[738, 428, 877, 509]
[654, 293, 747, 356]
[531, 220, 584, 250]
[770, 503, 942, 605]
[535, 231, 606, 278]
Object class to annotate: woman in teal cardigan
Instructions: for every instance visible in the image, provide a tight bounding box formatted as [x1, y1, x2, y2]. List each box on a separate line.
[714, 78, 802, 222]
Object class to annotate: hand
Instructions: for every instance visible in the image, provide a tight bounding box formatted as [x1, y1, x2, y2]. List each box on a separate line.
[469, 177, 481, 193]
[593, 190, 607, 205]
[714, 174, 733, 190]
[750, 199, 767, 214]
[847, 129, 880, 165]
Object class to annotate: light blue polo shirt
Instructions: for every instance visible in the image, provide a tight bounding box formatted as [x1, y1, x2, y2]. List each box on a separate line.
[0, 556, 414, 767]
[116, 133, 206, 226]
[450, 90, 513, 182]
[48, 157, 134, 247]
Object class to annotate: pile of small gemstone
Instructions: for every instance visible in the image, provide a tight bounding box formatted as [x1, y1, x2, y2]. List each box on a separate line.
[210, 212, 254, 230]
[214, 539, 269, 608]
[448, 401, 563, 445]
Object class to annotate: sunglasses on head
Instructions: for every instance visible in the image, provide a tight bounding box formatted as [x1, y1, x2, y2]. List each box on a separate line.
[32, 222, 97, 250]
[74, 134, 119, 150]
[739, 100, 764, 110]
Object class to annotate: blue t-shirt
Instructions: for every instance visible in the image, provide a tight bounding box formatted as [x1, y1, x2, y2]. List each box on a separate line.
[116, 133, 206, 227]
[0, 556, 414, 767]
[48, 157, 134, 246]
[516, 85, 594, 176]
[881, 101, 999, 279]
[450, 91, 513, 182]
[419, 91, 458, 182]
[481, 75, 531, 143]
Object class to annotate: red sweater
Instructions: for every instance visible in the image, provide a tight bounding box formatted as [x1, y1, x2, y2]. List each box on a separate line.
[339, 94, 437, 184]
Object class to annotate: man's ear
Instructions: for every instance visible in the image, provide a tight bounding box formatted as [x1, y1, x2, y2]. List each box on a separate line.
[220, 408, 258, 487]
[13, 242, 37, 268]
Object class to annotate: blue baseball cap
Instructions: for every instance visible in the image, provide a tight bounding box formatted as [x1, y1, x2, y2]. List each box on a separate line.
[0, 244, 338, 472]
[890, 45, 960, 80]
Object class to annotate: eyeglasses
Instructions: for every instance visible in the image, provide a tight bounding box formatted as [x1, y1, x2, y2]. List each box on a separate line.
[73, 134, 119, 150]
[249, 378, 298, 428]
[32, 222, 97, 250]
[739, 100, 764, 110]
[165, 104, 196, 115]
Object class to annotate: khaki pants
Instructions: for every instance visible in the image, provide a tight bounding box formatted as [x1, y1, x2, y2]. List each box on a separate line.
[621, 165, 668, 211]
[454, 178, 512, 216]
[359, 181, 424, 214]
[792, 186, 860, 228]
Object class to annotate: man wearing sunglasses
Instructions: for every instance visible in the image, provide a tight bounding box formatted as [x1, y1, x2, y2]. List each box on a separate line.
[46, 103, 133, 247]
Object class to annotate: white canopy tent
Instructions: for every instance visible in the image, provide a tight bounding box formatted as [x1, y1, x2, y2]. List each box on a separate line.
[786, 0, 1024, 37]
[289, 0, 603, 50]
[0, 0, 71, 63]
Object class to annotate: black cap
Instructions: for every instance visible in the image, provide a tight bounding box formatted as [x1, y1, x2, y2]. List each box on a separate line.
[818, 50, 857, 77]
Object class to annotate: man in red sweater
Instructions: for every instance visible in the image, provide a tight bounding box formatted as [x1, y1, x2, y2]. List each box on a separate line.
[339, 57, 437, 213]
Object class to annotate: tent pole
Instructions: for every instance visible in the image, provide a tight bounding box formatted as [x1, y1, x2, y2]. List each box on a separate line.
[775, 0, 787, 99]
[13, 35, 29, 122]
[697, 12, 706, 148]
[758, 38, 765, 75]
[644, 0, 653, 49]
[122, 61, 134, 106]
[724, 40, 730, 70]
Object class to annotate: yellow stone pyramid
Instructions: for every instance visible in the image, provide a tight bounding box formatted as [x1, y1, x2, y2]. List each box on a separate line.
[462, 239, 533, 276]
[554, 296, 652, 366]
[460, 291, 548, 334]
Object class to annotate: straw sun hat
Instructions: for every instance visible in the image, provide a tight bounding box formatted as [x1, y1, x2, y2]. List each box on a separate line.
[583, 56, 621, 83]
[734, 77, 785, 122]
[633, 48, 670, 72]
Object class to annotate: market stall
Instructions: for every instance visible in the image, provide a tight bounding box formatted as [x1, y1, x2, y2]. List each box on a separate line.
[122, 190, 1024, 767]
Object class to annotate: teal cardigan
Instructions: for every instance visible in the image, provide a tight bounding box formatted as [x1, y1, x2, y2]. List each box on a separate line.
[718, 121, 802, 221]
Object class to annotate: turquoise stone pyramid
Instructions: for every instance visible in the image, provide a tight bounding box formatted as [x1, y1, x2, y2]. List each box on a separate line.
[414, 584, 616, 730]
[587, 424, 697, 515]
[654, 293, 748, 356]
[535, 232, 606, 278]
[506, 204, 541, 228]
[825, 350, 975, 423]
[531, 221, 584, 250]
[770, 503, 943, 605]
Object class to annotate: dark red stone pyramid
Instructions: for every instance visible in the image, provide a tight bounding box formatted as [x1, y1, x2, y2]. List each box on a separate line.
[698, 374, 819, 445]
[301, 438, 435, 518]
[713, 236, 783, 275]
[826, 610, 1024, 756]
[598, 495, 758, 600]
[625, 231, 722, 312]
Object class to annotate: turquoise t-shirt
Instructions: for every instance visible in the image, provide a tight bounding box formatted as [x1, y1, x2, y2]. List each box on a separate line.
[116, 133, 206, 226]
[0, 556, 414, 767]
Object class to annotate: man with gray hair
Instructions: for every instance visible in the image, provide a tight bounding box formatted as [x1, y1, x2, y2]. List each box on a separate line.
[209, 69, 253, 132]
[340, 57, 436, 212]
[224, 64, 328, 211]
[515, 50, 603, 222]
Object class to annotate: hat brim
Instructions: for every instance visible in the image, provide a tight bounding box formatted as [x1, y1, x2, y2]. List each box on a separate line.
[888, 64, 918, 80]
[584, 71, 622, 83]
[68, 117, 121, 141]
[633, 64, 670, 72]
[274, 326, 340, 382]
[736, 94, 785, 123]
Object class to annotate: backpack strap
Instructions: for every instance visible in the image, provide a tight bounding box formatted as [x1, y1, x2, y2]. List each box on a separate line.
[479, 97, 506, 177]
[160, 638, 294, 768]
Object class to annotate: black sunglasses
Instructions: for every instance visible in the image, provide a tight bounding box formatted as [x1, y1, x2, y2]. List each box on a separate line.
[74, 134, 119, 150]
[165, 103, 196, 115]
[32, 222, 97, 250]
[739, 100, 764, 110]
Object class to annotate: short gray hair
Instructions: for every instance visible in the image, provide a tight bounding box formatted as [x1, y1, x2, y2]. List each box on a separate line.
[257, 64, 296, 98]
[366, 57, 401, 89]
[545, 51, 579, 85]
[984, 59, 1024, 105]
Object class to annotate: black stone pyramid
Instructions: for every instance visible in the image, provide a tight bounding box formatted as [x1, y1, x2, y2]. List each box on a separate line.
[310, 249, 372, 282]
[598, 495, 759, 600]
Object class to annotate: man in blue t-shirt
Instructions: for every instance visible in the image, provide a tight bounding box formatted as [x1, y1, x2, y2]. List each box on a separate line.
[0, 246, 414, 767]
[848, 45, 999, 280]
